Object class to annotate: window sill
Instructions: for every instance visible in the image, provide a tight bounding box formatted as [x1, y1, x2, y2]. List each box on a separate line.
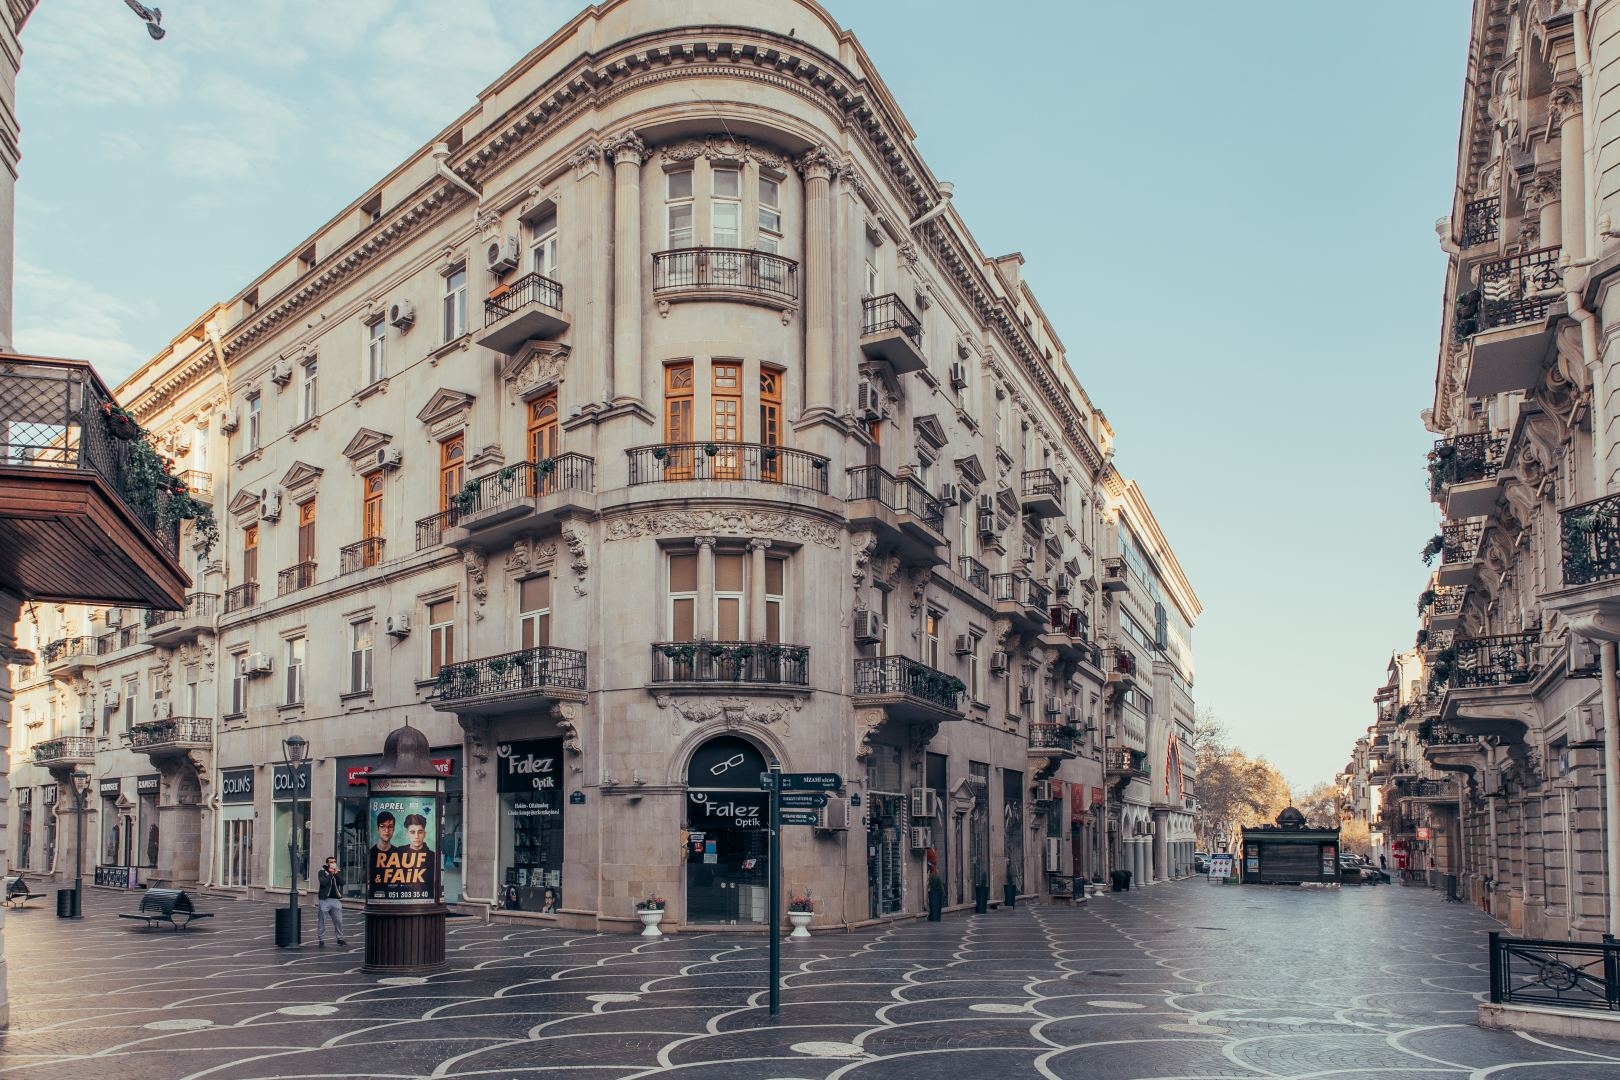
[288, 415, 321, 439]
[277, 701, 305, 715]
[234, 448, 264, 469]
[340, 689, 373, 709]
[428, 334, 471, 364]
[222, 712, 245, 723]
[354, 378, 389, 404]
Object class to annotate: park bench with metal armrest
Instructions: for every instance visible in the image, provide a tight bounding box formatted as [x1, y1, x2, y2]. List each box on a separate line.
[117, 888, 214, 930]
[3, 876, 45, 907]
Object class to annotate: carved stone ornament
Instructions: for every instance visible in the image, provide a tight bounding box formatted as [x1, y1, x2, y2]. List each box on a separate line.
[464, 551, 488, 617]
[565, 142, 601, 175]
[504, 537, 557, 574]
[795, 145, 843, 180]
[654, 694, 806, 732]
[417, 388, 476, 440]
[502, 341, 570, 400]
[660, 135, 787, 173]
[552, 702, 583, 755]
[603, 130, 650, 166]
[855, 707, 888, 759]
[475, 206, 502, 238]
[604, 509, 841, 548]
[560, 524, 589, 594]
[852, 530, 878, 591]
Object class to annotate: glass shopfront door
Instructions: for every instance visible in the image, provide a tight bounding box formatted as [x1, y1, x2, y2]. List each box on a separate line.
[684, 735, 769, 925]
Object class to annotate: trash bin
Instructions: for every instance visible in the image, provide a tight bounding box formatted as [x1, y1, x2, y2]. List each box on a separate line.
[55, 887, 78, 919]
[1110, 870, 1124, 892]
[1122, 869, 1133, 890]
[274, 906, 302, 948]
[973, 884, 990, 913]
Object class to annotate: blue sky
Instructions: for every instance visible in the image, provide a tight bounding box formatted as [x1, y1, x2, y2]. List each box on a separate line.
[14, 1, 1470, 787]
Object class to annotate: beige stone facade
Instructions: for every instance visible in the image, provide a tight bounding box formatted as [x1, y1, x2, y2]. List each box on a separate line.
[5, 0, 1200, 932]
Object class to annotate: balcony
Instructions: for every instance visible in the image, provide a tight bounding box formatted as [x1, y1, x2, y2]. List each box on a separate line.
[1103, 646, 1139, 688]
[1395, 776, 1460, 803]
[277, 561, 317, 597]
[1020, 468, 1063, 519]
[1463, 246, 1564, 397]
[43, 636, 97, 678]
[415, 509, 460, 551]
[650, 641, 809, 690]
[846, 466, 946, 564]
[1028, 722, 1080, 759]
[991, 572, 1049, 630]
[1436, 519, 1484, 586]
[224, 582, 259, 614]
[1460, 196, 1499, 249]
[144, 592, 218, 646]
[651, 248, 799, 314]
[1549, 494, 1620, 633]
[445, 455, 597, 548]
[1428, 433, 1504, 517]
[122, 716, 212, 760]
[477, 272, 569, 354]
[1439, 631, 1543, 745]
[340, 538, 386, 575]
[31, 736, 94, 770]
[1101, 556, 1129, 593]
[174, 469, 212, 503]
[1451, 631, 1541, 690]
[852, 655, 964, 726]
[1040, 604, 1087, 658]
[0, 355, 188, 608]
[430, 645, 587, 717]
[1423, 584, 1467, 630]
[1104, 747, 1147, 779]
[859, 293, 926, 374]
[628, 443, 826, 493]
[956, 554, 989, 595]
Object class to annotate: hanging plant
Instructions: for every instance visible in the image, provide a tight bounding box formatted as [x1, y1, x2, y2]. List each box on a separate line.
[497, 466, 517, 490]
[662, 644, 696, 665]
[652, 446, 669, 461]
[1415, 629, 1429, 648]
[488, 655, 511, 679]
[810, 458, 826, 470]
[102, 402, 142, 440]
[534, 458, 556, 481]
[761, 446, 779, 461]
[1417, 589, 1438, 616]
[703, 443, 720, 457]
[1421, 534, 1444, 565]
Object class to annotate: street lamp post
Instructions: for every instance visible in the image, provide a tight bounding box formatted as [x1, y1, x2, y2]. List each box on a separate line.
[280, 734, 308, 948]
[68, 769, 88, 919]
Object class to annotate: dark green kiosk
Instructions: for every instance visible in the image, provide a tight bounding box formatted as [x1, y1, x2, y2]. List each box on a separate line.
[1239, 807, 1340, 885]
[363, 724, 448, 973]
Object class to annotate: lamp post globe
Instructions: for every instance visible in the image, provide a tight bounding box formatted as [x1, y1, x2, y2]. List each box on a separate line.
[281, 735, 308, 947]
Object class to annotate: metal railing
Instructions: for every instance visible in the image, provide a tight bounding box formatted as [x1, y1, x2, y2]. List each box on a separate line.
[0, 356, 179, 555]
[1489, 932, 1620, 1012]
[1461, 196, 1500, 247]
[847, 465, 945, 533]
[1418, 719, 1475, 746]
[1105, 747, 1147, 774]
[453, 455, 595, 518]
[861, 293, 922, 342]
[224, 582, 259, 613]
[415, 509, 460, 550]
[340, 538, 386, 574]
[1441, 519, 1483, 567]
[990, 573, 1050, 610]
[146, 592, 218, 627]
[43, 636, 95, 665]
[650, 641, 810, 686]
[651, 248, 799, 305]
[957, 555, 989, 594]
[1562, 494, 1620, 586]
[434, 645, 587, 702]
[175, 469, 212, 498]
[1452, 631, 1541, 689]
[485, 272, 563, 323]
[628, 443, 826, 493]
[1427, 585, 1466, 622]
[1478, 246, 1563, 330]
[277, 561, 317, 596]
[1428, 433, 1504, 497]
[1102, 556, 1128, 586]
[1396, 777, 1458, 799]
[1021, 468, 1061, 505]
[32, 736, 94, 764]
[853, 656, 964, 711]
[123, 717, 212, 750]
[1029, 723, 1079, 752]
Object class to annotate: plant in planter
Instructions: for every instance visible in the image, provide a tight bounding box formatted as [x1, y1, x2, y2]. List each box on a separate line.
[636, 895, 666, 911]
[1417, 589, 1438, 616]
[1421, 533, 1444, 565]
[101, 402, 142, 440]
[1415, 629, 1429, 648]
[496, 465, 518, 491]
[534, 457, 556, 482]
[652, 446, 669, 461]
[761, 446, 779, 461]
[636, 894, 666, 937]
[450, 479, 481, 516]
[1564, 510, 1603, 582]
[787, 894, 814, 913]
[702, 442, 719, 457]
[487, 655, 511, 679]
[786, 893, 815, 937]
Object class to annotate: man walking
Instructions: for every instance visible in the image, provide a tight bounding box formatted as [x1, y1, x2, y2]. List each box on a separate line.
[316, 856, 347, 947]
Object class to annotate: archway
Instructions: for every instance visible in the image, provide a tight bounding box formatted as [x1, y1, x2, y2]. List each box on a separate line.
[682, 734, 770, 925]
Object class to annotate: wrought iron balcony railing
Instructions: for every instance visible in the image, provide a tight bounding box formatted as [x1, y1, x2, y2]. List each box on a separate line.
[1428, 433, 1504, 499]
[485, 271, 563, 324]
[31, 736, 94, 764]
[1103, 645, 1138, 678]
[651, 641, 809, 686]
[224, 582, 259, 613]
[43, 636, 95, 665]
[1442, 519, 1483, 567]
[847, 465, 945, 533]
[277, 561, 317, 596]
[1021, 467, 1061, 504]
[1396, 777, 1458, 799]
[434, 645, 587, 703]
[415, 508, 460, 550]
[852, 655, 964, 711]
[1028, 723, 1080, 753]
[957, 555, 989, 594]
[340, 538, 386, 574]
[145, 592, 218, 628]
[628, 443, 826, 493]
[651, 248, 799, 305]
[1562, 494, 1620, 587]
[1424, 585, 1467, 623]
[1418, 719, 1475, 746]
[1477, 246, 1563, 331]
[1452, 631, 1541, 689]
[1105, 747, 1147, 775]
[861, 293, 922, 342]
[0, 356, 179, 555]
[123, 716, 212, 750]
[1460, 196, 1500, 248]
[990, 572, 1050, 610]
[451, 455, 596, 516]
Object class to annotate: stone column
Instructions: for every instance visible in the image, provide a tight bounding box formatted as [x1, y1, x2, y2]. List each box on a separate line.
[796, 147, 839, 420]
[748, 539, 771, 638]
[0, 587, 22, 1027]
[1152, 808, 1169, 882]
[1555, 84, 1586, 262]
[605, 131, 649, 408]
[694, 537, 716, 641]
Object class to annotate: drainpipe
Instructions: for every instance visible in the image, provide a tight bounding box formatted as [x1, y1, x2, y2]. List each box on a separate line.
[431, 143, 483, 209]
[202, 319, 231, 889]
[1604, 642, 1620, 937]
[1573, 1, 1598, 245]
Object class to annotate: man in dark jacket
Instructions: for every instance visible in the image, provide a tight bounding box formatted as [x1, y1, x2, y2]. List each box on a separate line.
[316, 856, 347, 947]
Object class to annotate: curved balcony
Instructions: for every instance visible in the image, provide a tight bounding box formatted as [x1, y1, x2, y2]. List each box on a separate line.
[650, 641, 809, 691]
[122, 716, 212, 760]
[278, 561, 317, 597]
[1550, 494, 1620, 633]
[651, 248, 798, 313]
[430, 645, 587, 717]
[32, 736, 94, 770]
[478, 272, 569, 354]
[627, 442, 827, 494]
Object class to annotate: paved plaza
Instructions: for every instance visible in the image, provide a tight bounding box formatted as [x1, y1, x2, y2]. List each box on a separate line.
[0, 880, 1618, 1078]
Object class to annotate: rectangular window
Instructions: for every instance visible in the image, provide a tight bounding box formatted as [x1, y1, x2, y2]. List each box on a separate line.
[766, 555, 785, 643]
[297, 499, 316, 565]
[367, 319, 386, 384]
[760, 367, 782, 482]
[711, 167, 741, 247]
[528, 391, 559, 468]
[664, 362, 694, 478]
[712, 361, 742, 478]
[443, 266, 468, 342]
[247, 393, 262, 452]
[864, 232, 880, 297]
[243, 523, 259, 584]
[300, 358, 318, 423]
[959, 497, 974, 558]
[968, 631, 983, 702]
[715, 552, 745, 639]
[439, 434, 464, 512]
[350, 620, 373, 694]
[123, 676, 137, 731]
[520, 575, 551, 650]
[427, 599, 455, 677]
[923, 610, 941, 670]
[363, 472, 384, 549]
[667, 170, 694, 248]
[285, 637, 306, 705]
[195, 423, 208, 471]
[222, 811, 253, 887]
[230, 654, 246, 715]
[531, 213, 559, 279]
[757, 175, 782, 248]
[669, 553, 697, 640]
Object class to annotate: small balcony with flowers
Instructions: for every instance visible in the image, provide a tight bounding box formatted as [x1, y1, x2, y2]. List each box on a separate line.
[445, 455, 597, 549]
[430, 645, 588, 718]
[143, 592, 218, 647]
[851, 655, 965, 727]
[1028, 716, 1083, 763]
[1456, 246, 1564, 398]
[1419, 583, 1467, 631]
[1104, 746, 1148, 780]
[991, 572, 1050, 632]
[476, 271, 570, 354]
[31, 735, 94, 772]
[1427, 433, 1505, 518]
[846, 465, 946, 565]
[1432, 630, 1544, 746]
[1417, 716, 1486, 769]
[1430, 518, 1485, 587]
[1545, 493, 1620, 635]
[122, 714, 212, 764]
[43, 635, 98, 679]
[651, 640, 810, 694]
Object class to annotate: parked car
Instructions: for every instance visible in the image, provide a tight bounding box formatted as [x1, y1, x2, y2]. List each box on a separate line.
[1194, 851, 1211, 873]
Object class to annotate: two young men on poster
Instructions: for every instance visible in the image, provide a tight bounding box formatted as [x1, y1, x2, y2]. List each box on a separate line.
[368, 800, 439, 903]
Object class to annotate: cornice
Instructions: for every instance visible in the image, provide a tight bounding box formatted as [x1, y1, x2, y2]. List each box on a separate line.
[126, 350, 219, 422]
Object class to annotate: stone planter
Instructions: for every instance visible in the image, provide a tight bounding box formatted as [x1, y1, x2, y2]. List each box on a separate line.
[787, 911, 812, 939]
[637, 908, 665, 937]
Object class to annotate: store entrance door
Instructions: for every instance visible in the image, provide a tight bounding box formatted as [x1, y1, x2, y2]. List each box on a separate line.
[684, 735, 770, 926]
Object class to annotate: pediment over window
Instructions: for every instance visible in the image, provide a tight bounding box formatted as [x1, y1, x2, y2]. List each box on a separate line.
[281, 461, 325, 493]
[417, 387, 476, 438]
[913, 414, 947, 453]
[954, 454, 987, 487]
[340, 428, 393, 464]
[501, 341, 570, 401]
[226, 489, 261, 521]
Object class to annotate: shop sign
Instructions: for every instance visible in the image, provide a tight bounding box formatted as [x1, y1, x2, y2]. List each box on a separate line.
[272, 763, 312, 800]
[688, 790, 767, 829]
[686, 735, 767, 789]
[367, 776, 441, 904]
[1069, 783, 1087, 818]
[1321, 844, 1338, 877]
[1416, 827, 1431, 841]
[221, 768, 254, 804]
[15, 787, 29, 807]
[98, 778, 121, 797]
[1208, 853, 1234, 879]
[41, 785, 56, 806]
[496, 739, 561, 794]
[347, 759, 454, 786]
[136, 775, 161, 796]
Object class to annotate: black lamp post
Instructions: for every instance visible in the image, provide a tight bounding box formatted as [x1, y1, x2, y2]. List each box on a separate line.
[69, 769, 89, 919]
[281, 734, 308, 948]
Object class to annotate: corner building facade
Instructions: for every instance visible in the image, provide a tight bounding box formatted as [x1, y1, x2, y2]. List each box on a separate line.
[5, 0, 1200, 930]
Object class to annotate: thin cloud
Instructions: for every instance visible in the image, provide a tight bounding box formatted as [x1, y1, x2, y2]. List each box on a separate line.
[13, 261, 145, 379]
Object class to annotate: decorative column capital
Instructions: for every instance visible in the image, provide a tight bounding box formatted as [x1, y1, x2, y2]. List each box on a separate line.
[604, 130, 650, 166]
[795, 145, 842, 182]
[748, 537, 773, 552]
[1549, 82, 1582, 130]
[694, 535, 718, 550]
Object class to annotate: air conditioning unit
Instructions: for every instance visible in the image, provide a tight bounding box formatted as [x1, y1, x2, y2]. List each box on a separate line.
[1055, 573, 1072, 597]
[153, 700, 173, 720]
[374, 447, 404, 469]
[977, 493, 996, 515]
[218, 407, 239, 433]
[815, 796, 850, 831]
[910, 787, 940, 820]
[486, 235, 520, 275]
[104, 609, 122, 628]
[1045, 696, 1063, 717]
[270, 359, 293, 385]
[1021, 542, 1037, 565]
[79, 712, 94, 731]
[949, 361, 968, 390]
[104, 689, 121, 709]
[953, 634, 973, 656]
[259, 487, 283, 522]
[1568, 636, 1600, 677]
[240, 652, 273, 677]
[990, 650, 1009, 674]
[388, 299, 416, 330]
[1033, 780, 1062, 803]
[1019, 685, 1035, 705]
[908, 826, 932, 850]
[940, 483, 960, 504]
[385, 612, 412, 637]
[857, 378, 884, 421]
[853, 608, 883, 644]
[978, 511, 998, 538]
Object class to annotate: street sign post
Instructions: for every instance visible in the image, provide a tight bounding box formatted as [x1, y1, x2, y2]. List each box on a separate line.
[778, 772, 842, 791]
[779, 792, 828, 809]
[759, 768, 843, 1015]
[778, 810, 820, 826]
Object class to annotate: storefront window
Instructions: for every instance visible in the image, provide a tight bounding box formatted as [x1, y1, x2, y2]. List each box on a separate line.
[16, 799, 31, 870]
[99, 781, 123, 866]
[684, 735, 769, 925]
[497, 739, 563, 912]
[866, 745, 903, 917]
[136, 775, 160, 868]
[338, 750, 463, 902]
[219, 767, 255, 887]
[1002, 768, 1023, 893]
[272, 762, 311, 890]
[41, 786, 57, 872]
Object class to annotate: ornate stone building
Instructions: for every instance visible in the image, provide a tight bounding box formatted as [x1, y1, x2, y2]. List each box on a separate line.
[5, 0, 1200, 932]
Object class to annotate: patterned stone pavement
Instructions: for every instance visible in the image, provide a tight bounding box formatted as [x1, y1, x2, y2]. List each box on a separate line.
[1, 880, 1619, 1078]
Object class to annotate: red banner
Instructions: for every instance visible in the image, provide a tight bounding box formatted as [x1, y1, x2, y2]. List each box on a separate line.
[1069, 783, 1087, 817]
[348, 758, 455, 786]
[1091, 786, 1106, 807]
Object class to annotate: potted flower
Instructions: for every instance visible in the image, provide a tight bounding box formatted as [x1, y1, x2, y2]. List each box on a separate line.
[786, 894, 815, 938]
[652, 446, 669, 461]
[702, 442, 719, 457]
[1421, 533, 1444, 566]
[636, 894, 666, 937]
[102, 402, 141, 441]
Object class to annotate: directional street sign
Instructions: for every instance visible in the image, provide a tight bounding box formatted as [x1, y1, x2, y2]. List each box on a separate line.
[779, 792, 828, 809]
[778, 772, 842, 792]
[777, 810, 820, 826]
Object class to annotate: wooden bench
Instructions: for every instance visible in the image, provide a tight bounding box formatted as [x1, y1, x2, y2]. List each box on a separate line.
[2, 876, 45, 908]
[117, 888, 214, 930]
